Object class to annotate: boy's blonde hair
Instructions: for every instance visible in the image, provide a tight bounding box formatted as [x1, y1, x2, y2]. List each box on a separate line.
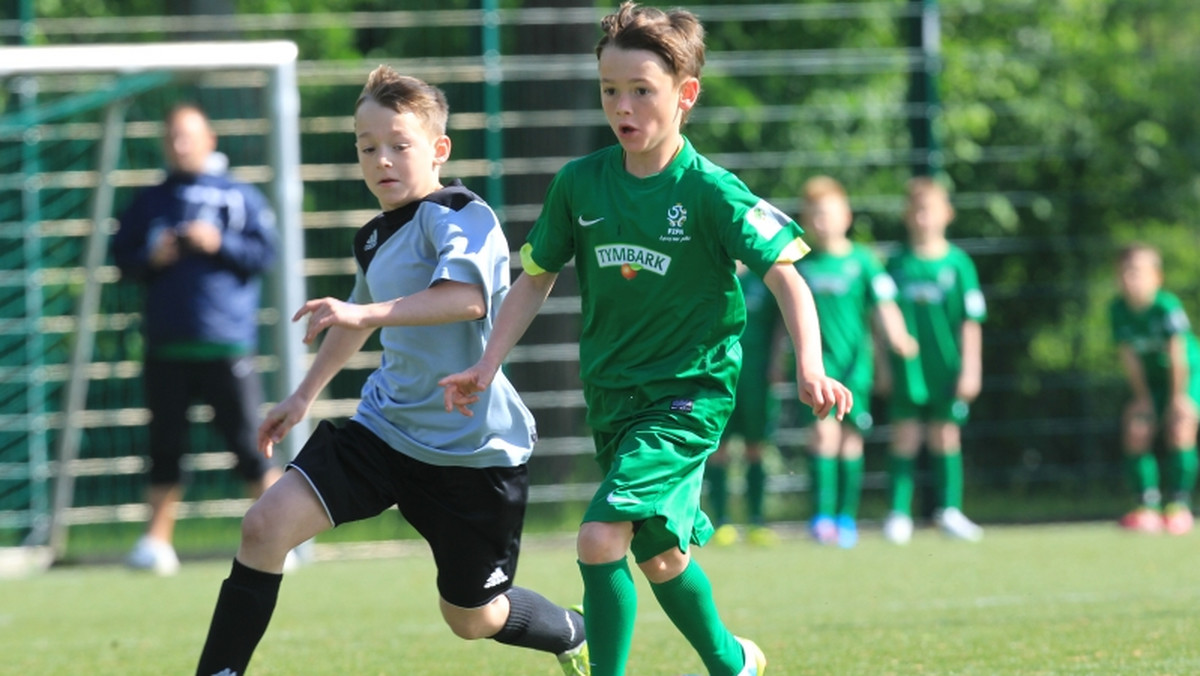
[802, 175, 848, 205]
[596, 2, 707, 82]
[1118, 242, 1162, 269]
[355, 65, 449, 138]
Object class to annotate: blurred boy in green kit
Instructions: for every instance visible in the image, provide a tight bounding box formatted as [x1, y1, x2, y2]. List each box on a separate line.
[1111, 242, 1199, 535]
[794, 176, 917, 548]
[881, 178, 986, 544]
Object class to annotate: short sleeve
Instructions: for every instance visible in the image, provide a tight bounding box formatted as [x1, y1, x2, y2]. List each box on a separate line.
[524, 166, 577, 274]
[712, 175, 809, 278]
[1159, 293, 1193, 337]
[428, 201, 505, 304]
[862, 248, 898, 305]
[957, 252, 987, 323]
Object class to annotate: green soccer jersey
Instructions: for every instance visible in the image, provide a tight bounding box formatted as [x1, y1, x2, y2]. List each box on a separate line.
[887, 243, 987, 399]
[521, 137, 809, 398]
[1110, 289, 1200, 405]
[795, 243, 897, 390]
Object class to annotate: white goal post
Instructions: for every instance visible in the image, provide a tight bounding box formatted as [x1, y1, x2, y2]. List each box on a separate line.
[0, 41, 308, 571]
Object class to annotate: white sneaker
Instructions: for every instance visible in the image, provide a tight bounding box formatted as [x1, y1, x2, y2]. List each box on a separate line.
[882, 512, 913, 545]
[935, 507, 983, 542]
[126, 535, 180, 576]
[735, 636, 767, 676]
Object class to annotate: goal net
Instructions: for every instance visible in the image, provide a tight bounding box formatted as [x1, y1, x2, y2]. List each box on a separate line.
[0, 41, 307, 574]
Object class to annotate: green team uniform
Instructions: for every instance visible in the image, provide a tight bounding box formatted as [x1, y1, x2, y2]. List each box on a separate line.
[887, 244, 987, 424]
[522, 137, 809, 560]
[1110, 290, 1200, 416]
[795, 243, 898, 431]
[722, 270, 780, 442]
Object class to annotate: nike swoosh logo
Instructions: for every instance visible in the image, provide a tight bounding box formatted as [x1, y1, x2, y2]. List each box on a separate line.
[606, 492, 640, 505]
[578, 215, 604, 227]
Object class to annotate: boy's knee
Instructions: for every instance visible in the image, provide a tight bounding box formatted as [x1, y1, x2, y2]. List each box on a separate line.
[440, 600, 503, 640]
[577, 521, 632, 564]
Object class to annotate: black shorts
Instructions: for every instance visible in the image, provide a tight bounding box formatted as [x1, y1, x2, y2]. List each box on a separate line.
[143, 355, 271, 485]
[289, 420, 529, 608]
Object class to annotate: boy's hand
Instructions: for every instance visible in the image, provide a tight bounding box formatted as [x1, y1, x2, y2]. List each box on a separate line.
[257, 393, 311, 458]
[294, 297, 371, 344]
[179, 220, 222, 254]
[892, 334, 920, 359]
[956, 370, 982, 402]
[1168, 394, 1198, 423]
[799, 375, 854, 421]
[439, 364, 497, 417]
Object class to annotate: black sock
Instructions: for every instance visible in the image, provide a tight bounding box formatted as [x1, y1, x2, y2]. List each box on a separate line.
[195, 558, 284, 676]
[491, 586, 585, 654]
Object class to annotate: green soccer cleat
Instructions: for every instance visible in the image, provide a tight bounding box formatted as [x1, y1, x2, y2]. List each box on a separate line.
[557, 604, 590, 675]
[557, 640, 589, 676]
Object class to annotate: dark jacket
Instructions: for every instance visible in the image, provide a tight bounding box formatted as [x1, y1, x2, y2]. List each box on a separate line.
[112, 170, 278, 351]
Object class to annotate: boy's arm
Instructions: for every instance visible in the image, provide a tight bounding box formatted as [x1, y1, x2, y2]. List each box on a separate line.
[1118, 344, 1153, 411]
[762, 263, 852, 420]
[957, 319, 983, 401]
[440, 270, 559, 415]
[1166, 335, 1197, 415]
[874, 301, 919, 358]
[258, 323, 373, 457]
[294, 280, 487, 345]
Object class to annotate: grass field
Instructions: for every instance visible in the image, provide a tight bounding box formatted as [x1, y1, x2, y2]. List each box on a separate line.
[3, 521, 1200, 675]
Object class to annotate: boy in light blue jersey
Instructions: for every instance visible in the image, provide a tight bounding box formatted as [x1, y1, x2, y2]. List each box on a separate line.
[441, 4, 851, 675]
[195, 66, 588, 676]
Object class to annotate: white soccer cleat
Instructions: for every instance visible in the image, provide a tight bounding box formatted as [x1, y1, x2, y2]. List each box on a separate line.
[126, 535, 180, 576]
[735, 636, 767, 676]
[882, 512, 914, 545]
[935, 507, 983, 542]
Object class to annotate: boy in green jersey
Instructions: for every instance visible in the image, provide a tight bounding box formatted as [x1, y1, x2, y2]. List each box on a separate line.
[707, 266, 784, 548]
[794, 176, 917, 548]
[881, 177, 986, 545]
[1111, 243, 1200, 535]
[441, 4, 851, 675]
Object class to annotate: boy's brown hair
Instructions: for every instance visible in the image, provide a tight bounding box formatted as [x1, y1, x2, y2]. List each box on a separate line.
[802, 175, 849, 205]
[1118, 242, 1162, 269]
[595, 2, 707, 82]
[355, 65, 449, 138]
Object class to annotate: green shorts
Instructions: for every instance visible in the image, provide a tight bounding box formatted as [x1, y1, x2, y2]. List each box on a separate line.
[889, 380, 970, 425]
[583, 384, 731, 562]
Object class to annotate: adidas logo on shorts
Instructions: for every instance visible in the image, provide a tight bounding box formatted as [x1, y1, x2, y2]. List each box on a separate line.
[483, 567, 509, 589]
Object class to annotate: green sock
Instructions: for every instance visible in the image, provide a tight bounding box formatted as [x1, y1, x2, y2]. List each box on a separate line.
[1124, 453, 1162, 508]
[932, 451, 964, 510]
[706, 463, 729, 526]
[650, 559, 743, 676]
[745, 460, 766, 525]
[579, 558, 638, 676]
[889, 454, 915, 515]
[837, 456, 864, 519]
[810, 455, 838, 517]
[1166, 447, 1198, 506]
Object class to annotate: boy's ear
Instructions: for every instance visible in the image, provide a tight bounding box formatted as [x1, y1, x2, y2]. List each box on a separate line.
[433, 134, 452, 166]
[678, 76, 700, 113]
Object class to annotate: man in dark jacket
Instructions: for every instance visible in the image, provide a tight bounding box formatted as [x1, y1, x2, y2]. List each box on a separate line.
[113, 103, 280, 575]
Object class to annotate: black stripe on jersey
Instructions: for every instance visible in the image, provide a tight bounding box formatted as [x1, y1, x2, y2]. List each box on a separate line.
[353, 179, 481, 274]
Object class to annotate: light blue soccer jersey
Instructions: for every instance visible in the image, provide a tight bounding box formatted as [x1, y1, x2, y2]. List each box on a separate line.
[348, 181, 536, 468]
